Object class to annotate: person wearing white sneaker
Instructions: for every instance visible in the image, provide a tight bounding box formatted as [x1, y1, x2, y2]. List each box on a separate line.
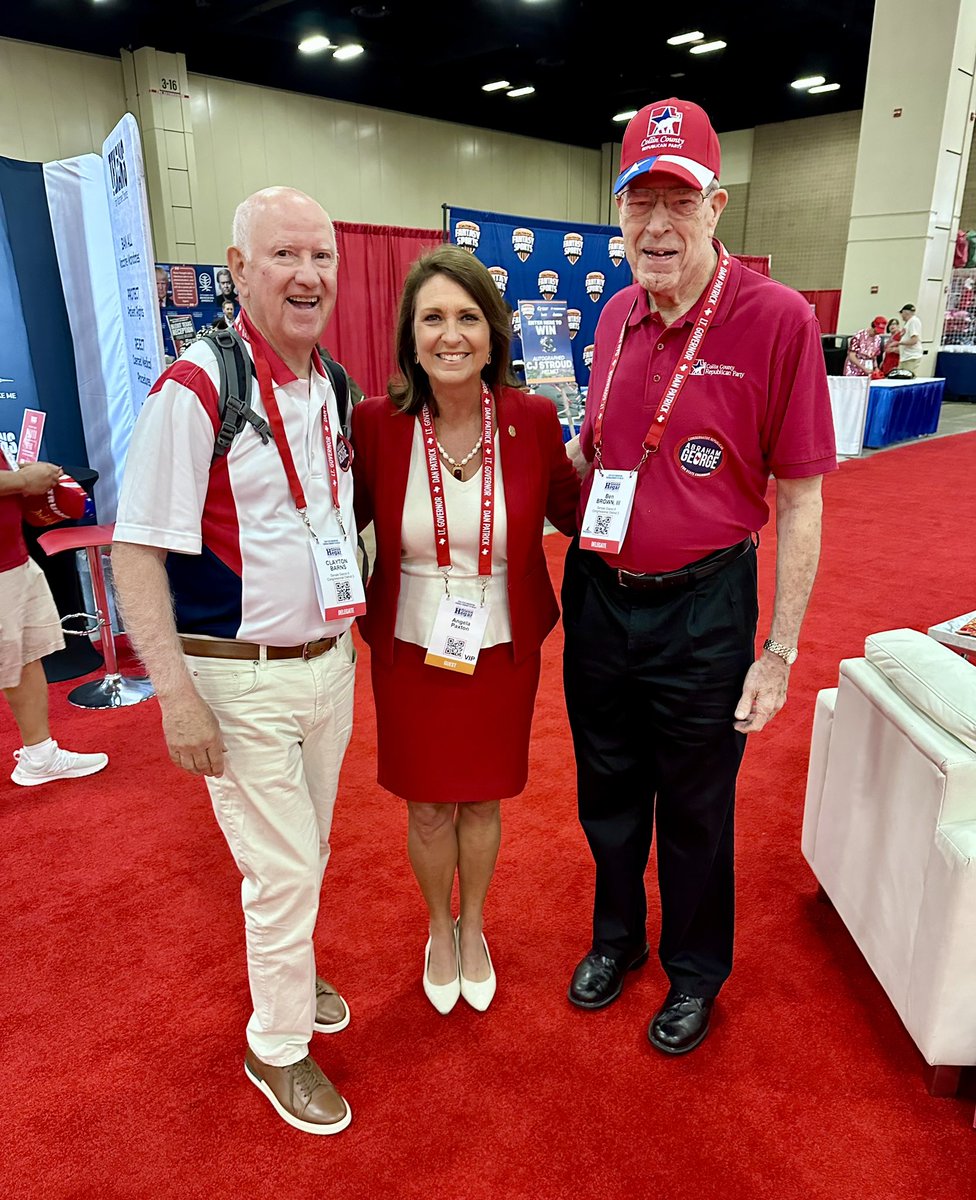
[350, 247, 580, 1017]
[1, 458, 108, 788]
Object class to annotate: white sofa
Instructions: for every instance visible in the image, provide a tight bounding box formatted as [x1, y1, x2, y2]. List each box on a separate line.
[802, 628, 976, 1091]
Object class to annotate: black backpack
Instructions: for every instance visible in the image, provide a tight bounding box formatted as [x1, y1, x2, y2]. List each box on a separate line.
[194, 326, 368, 582]
[197, 326, 351, 462]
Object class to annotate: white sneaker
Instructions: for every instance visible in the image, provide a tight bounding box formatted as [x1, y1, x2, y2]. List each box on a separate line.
[11, 743, 109, 787]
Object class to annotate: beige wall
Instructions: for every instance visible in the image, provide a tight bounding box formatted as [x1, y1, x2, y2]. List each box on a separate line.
[189, 74, 604, 260]
[743, 110, 862, 290]
[0, 39, 125, 162]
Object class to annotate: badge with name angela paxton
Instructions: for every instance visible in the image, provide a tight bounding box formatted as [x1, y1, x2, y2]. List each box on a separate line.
[675, 434, 726, 477]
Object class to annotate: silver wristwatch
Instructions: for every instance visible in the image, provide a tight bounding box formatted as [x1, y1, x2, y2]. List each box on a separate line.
[763, 638, 798, 666]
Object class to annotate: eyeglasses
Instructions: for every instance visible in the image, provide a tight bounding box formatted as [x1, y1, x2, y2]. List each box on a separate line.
[618, 187, 710, 221]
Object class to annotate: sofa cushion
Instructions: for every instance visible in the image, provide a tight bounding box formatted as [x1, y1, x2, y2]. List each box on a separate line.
[865, 629, 976, 753]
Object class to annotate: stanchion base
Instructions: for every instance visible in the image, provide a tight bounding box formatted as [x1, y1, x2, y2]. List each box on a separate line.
[68, 674, 155, 709]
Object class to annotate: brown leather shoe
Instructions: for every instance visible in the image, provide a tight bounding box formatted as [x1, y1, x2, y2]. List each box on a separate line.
[244, 1048, 351, 1135]
[313, 977, 350, 1033]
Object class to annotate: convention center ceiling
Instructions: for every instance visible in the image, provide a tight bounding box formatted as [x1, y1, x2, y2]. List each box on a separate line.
[1, 1, 876, 146]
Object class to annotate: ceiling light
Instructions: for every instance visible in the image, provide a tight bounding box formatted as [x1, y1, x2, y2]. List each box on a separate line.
[507, 86, 536, 98]
[791, 75, 826, 89]
[482, 80, 511, 92]
[667, 31, 704, 46]
[613, 110, 638, 123]
[689, 40, 726, 54]
[333, 44, 364, 60]
[298, 35, 331, 54]
[809, 82, 840, 93]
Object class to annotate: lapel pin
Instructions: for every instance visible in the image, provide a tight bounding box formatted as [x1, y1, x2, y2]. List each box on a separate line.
[508, 424, 516, 437]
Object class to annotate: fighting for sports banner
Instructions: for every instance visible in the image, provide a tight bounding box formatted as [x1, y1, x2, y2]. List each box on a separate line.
[447, 206, 634, 390]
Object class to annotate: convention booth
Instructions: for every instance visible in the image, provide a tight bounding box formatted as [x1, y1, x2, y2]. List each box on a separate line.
[827, 374, 946, 456]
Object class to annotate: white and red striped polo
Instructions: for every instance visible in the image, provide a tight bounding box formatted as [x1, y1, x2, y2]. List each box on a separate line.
[115, 315, 358, 645]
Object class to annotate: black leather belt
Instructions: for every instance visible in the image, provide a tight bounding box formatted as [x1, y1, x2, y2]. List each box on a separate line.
[587, 537, 754, 593]
[179, 635, 338, 660]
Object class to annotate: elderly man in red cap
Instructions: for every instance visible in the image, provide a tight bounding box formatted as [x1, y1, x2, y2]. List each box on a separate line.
[563, 99, 837, 1053]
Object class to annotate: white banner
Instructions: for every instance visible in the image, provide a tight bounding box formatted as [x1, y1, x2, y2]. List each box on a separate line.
[102, 114, 163, 419]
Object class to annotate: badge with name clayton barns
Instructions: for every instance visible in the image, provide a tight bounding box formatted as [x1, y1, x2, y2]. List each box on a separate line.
[579, 469, 638, 554]
[310, 538, 367, 622]
[425, 595, 490, 674]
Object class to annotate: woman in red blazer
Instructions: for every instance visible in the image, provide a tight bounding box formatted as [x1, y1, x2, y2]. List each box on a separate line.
[351, 245, 579, 1015]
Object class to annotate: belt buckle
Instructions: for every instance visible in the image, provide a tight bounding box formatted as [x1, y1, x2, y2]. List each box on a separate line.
[302, 641, 314, 661]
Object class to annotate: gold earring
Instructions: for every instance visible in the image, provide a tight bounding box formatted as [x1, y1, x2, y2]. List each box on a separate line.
[486, 352, 492, 365]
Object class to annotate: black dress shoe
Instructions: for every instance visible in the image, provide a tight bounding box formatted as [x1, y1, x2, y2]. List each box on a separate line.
[567, 944, 649, 1010]
[647, 990, 714, 1054]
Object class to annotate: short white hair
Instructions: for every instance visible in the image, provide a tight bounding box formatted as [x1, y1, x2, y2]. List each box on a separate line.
[230, 186, 332, 258]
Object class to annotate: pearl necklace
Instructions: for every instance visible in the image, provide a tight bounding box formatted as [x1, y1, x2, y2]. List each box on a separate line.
[437, 436, 483, 479]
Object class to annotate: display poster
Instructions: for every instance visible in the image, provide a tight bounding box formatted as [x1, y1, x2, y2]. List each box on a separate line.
[518, 300, 577, 385]
[448, 206, 632, 389]
[101, 114, 164, 411]
[157, 262, 239, 360]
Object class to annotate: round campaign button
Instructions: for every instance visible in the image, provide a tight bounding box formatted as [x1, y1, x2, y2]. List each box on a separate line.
[675, 435, 725, 477]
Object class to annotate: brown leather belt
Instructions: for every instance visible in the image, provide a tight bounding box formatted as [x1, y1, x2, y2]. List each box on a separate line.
[587, 536, 754, 594]
[179, 635, 338, 661]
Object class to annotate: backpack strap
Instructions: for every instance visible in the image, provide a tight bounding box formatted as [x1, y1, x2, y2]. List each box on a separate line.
[320, 354, 351, 438]
[196, 328, 273, 462]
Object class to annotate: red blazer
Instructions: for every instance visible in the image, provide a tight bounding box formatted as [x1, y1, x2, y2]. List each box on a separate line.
[351, 386, 580, 665]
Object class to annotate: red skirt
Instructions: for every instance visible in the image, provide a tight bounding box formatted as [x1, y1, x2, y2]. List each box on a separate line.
[371, 638, 542, 803]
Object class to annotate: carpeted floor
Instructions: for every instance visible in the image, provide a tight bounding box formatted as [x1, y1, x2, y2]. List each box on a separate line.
[2, 432, 975, 1199]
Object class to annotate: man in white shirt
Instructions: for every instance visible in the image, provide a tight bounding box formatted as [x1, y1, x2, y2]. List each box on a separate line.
[113, 187, 358, 1136]
[898, 303, 924, 374]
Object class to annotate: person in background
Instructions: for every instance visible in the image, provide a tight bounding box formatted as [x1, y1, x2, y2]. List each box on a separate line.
[879, 318, 901, 376]
[113, 187, 358, 1137]
[562, 97, 836, 1055]
[1, 458, 108, 786]
[843, 316, 887, 377]
[897, 303, 923, 375]
[350, 245, 579, 1016]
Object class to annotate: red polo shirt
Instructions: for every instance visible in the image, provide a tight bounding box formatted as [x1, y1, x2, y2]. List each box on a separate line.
[0, 459, 27, 573]
[579, 253, 837, 573]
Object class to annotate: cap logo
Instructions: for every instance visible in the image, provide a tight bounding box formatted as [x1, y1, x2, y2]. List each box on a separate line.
[642, 104, 684, 152]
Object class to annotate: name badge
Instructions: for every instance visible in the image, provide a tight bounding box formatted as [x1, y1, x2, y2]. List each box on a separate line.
[424, 593, 490, 675]
[310, 538, 367, 622]
[579, 469, 638, 554]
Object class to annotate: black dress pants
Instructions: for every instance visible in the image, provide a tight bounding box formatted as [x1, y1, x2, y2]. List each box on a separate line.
[562, 538, 758, 999]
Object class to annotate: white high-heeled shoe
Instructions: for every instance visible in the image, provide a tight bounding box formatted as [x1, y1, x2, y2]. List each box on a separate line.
[458, 920, 497, 1012]
[423, 929, 460, 1015]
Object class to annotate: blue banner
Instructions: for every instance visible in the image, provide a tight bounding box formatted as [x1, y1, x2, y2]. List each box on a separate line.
[448, 206, 632, 389]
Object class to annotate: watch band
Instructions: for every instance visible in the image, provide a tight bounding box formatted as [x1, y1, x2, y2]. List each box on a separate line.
[763, 637, 798, 666]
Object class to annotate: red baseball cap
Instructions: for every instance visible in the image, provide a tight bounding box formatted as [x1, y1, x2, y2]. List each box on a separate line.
[872, 316, 887, 331]
[614, 98, 721, 194]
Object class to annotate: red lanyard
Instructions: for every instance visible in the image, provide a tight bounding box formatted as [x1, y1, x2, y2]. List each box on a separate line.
[592, 242, 731, 469]
[252, 340, 347, 538]
[420, 382, 495, 578]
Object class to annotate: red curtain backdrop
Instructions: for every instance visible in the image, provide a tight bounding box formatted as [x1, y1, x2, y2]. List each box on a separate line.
[800, 289, 842, 334]
[327, 222, 446, 399]
[734, 254, 770, 277]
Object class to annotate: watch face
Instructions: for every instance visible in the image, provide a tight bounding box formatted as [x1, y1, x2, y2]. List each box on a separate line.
[785, 647, 798, 665]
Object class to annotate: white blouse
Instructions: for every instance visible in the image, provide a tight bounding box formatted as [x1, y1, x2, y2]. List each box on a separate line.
[394, 419, 512, 648]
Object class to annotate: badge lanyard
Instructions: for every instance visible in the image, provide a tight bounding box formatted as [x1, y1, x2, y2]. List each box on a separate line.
[252, 339, 365, 622]
[252, 344, 347, 538]
[419, 381, 495, 674]
[591, 241, 731, 473]
[579, 243, 731, 557]
[419, 380, 495, 597]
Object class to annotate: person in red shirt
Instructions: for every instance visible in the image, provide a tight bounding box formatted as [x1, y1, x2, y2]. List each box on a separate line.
[0, 457, 107, 786]
[880, 317, 901, 376]
[563, 98, 836, 1054]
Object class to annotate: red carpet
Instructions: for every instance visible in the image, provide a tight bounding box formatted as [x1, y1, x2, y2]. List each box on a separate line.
[2, 432, 975, 1199]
